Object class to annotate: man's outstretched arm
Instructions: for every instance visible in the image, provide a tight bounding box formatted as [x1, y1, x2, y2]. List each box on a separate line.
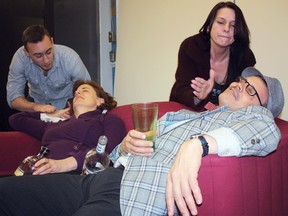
[11, 97, 56, 113]
[166, 135, 217, 216]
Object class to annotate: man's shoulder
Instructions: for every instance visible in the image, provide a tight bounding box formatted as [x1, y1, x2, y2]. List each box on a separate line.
[53, 44, 78, 56]
[14, 46, 27, 59]
[15, 46, 24, 53]
[53, 44, 81, 66]
[231, 106, 274, 121]
[10, 46, 31, 69]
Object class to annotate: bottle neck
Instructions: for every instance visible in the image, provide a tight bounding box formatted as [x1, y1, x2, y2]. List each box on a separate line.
[38, 147, 50, 158]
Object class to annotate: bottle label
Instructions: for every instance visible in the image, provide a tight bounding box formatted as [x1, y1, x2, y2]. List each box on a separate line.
[95, 135, 107, 154]
[14, 167, 24, 176]
[96, 144, 105, 154]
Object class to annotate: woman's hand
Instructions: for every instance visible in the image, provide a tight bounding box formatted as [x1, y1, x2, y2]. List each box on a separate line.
[120, 130, 154, 156]
[46, 106, 71, 119]
[191, 69, 215, 100]
[32, 157, 77, 175]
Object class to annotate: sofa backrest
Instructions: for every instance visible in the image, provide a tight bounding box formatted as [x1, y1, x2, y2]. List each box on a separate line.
[109, 101, 191, 131]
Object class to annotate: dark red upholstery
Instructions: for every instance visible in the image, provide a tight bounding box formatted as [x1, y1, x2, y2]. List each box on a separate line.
[198, 119, 288, 215]
[0, 101, 287, 215]
[0, 132, 40, 176]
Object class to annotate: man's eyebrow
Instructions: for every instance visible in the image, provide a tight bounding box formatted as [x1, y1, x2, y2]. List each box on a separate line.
[33, 47, 52, 56]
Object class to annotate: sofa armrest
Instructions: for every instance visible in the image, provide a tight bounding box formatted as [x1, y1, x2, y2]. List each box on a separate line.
[0, 132, 40, 176]
[197, 118, 288, 215]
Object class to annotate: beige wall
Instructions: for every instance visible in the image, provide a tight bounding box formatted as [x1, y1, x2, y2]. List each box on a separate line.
[115, 0, 288, 120]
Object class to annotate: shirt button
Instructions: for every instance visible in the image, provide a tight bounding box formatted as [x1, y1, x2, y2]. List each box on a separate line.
[73, 145, 79, 151]
[251, 138, 260, 144]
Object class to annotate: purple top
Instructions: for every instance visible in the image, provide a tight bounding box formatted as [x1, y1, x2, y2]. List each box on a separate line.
[9, 110, 126, 172]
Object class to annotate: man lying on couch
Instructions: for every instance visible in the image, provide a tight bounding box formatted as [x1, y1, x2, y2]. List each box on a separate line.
[0, 67, 285, 216]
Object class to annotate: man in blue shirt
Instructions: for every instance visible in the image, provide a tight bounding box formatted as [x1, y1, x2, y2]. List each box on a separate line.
[6, 25, 91, 113]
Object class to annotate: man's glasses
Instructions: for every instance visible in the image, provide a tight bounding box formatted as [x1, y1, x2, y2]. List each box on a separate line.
[236, 76, 263, 106]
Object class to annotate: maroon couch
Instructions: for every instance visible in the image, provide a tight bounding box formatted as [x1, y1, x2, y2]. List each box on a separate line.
[0, 101, 287, 215]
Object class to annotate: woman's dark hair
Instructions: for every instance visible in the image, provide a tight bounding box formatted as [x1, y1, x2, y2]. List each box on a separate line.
[22, 24, 51, 50]
[199, 2, 251, 85]
[71, 80, 117, 114]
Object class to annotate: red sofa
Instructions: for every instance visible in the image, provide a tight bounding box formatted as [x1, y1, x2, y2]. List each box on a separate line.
[0, 101, 287, 215]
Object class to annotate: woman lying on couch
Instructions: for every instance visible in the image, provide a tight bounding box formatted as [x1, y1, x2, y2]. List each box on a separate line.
[8, 80, 126, 175]
[0, 68, 284, 216]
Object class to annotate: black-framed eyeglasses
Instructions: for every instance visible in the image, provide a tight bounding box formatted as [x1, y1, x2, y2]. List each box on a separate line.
[236, 76, 263, 106]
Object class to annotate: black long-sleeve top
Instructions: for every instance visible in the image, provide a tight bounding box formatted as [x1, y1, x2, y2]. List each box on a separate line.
[169, 32, 256, 110]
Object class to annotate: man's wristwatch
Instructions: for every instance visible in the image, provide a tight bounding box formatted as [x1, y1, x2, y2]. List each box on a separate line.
[190, 135, 209, 157]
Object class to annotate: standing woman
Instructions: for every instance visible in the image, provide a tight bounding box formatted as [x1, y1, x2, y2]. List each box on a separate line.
[169, 1, 256, 110]
[9, 80, 126, 175]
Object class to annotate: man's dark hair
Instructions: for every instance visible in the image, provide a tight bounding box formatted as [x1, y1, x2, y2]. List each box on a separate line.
[22, 25, 51, 50]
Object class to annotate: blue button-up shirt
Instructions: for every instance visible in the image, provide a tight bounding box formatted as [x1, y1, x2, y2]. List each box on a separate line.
[7, 44, 91, 109]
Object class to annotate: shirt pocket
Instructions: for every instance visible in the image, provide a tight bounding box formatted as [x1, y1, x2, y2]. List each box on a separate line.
[47, 79, 71, 90]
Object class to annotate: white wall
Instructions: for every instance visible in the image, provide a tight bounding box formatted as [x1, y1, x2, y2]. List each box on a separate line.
[99, 0, 114, 96]
[114, 0, 288, 120]
[238, 0, 288, 120]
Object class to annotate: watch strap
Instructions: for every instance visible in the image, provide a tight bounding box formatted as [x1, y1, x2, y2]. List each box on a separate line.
[198, 135, 209, 157]
[190, 135, 209, 157]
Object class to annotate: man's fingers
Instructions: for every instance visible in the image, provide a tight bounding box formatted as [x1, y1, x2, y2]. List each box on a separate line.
[166, 174, 175, 216]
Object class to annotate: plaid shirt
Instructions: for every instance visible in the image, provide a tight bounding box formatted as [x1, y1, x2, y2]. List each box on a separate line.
[110, 105, 281, 215]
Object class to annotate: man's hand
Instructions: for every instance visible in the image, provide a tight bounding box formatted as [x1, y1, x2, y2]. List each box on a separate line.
[32, 103, 56, 113]
[166, 139, 203, 216]
[191, 69, 215, 100]
[11, 97, 57, 113]
[120, 130, 154, 156]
